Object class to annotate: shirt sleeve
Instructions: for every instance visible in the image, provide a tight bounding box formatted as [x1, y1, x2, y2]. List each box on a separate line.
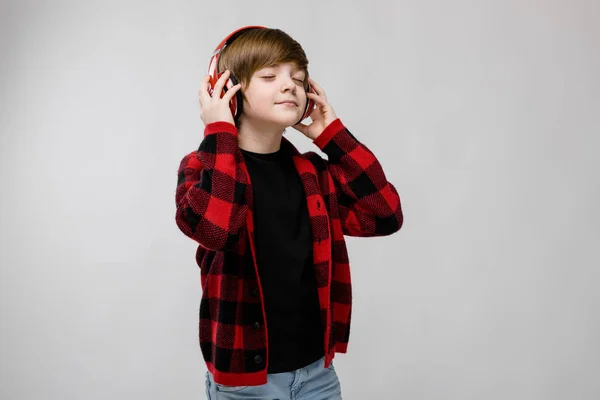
[311, 118, 403, 237]
[175, 122, 249, 251]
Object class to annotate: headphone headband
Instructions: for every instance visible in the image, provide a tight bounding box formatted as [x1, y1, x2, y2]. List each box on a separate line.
[208, 25, 266, 76]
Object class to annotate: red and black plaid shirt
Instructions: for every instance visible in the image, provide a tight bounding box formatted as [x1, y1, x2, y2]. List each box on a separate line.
[175, 118, 403, 386]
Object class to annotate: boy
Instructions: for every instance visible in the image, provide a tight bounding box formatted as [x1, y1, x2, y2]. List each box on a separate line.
[175, 26, 403, 399]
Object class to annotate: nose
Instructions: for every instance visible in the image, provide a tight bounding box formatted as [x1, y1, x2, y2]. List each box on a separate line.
[281, 75, 296, 94]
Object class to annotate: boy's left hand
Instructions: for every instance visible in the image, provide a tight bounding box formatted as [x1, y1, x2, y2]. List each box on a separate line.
[292, 77, 337, 140]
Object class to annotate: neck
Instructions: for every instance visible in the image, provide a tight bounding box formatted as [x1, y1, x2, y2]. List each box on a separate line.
[236, 118, 285, 154]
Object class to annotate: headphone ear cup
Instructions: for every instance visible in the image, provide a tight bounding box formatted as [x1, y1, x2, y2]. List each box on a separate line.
[226, 74, 244, 120]
[307, 85, 317, 118]
[295, 83, 317, 125]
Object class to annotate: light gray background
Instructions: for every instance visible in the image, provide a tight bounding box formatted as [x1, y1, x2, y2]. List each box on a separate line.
[1, 0, 599, 399]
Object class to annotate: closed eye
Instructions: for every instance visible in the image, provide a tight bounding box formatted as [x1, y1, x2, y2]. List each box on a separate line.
[261, 76, 305, 84]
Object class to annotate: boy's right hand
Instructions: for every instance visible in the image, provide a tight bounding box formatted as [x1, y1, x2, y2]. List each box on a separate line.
[198, 70, 242, 126]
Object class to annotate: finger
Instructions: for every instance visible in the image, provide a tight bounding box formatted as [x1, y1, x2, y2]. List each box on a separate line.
[308, 77, 326, 99]
[198, 75, 211, 105]
[223, 83, 242, 102]
[212, 70, 231, 101]
[306, 92, 328, 107]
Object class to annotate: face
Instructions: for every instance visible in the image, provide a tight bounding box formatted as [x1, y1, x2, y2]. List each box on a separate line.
[239, 62, 307, 129]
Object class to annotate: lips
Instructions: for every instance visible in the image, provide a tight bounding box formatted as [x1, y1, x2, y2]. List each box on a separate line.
[277, 100, 298, 106]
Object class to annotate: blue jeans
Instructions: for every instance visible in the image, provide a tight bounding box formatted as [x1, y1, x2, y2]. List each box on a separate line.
[205, 356, 343, 399]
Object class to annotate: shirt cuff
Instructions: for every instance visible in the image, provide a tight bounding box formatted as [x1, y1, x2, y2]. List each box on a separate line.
[203, 121, 238, 137]
[313, 118, 344, 149]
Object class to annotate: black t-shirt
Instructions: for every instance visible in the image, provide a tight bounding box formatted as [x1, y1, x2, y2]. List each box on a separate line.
[240, 145, 324, 373]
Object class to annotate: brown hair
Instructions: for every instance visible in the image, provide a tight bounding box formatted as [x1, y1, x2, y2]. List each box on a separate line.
[217, 27, 310, 92]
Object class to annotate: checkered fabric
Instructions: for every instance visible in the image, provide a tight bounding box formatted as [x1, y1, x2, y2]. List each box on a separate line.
[175, 118, 403, 386]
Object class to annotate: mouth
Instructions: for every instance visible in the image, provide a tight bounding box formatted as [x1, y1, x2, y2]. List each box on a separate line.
[276, 101, 298, 106]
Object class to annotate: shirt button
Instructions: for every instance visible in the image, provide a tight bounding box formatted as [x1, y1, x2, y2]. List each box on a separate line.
[253, 321, 260, 329]
[254, 355, 262, 364]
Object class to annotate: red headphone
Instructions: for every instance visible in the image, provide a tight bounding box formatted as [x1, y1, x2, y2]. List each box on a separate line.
[207, 25, 316, 126]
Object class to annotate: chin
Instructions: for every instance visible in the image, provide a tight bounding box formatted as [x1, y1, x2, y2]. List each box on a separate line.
[269, 115, 302, 128]
[245, 110, 301, 129]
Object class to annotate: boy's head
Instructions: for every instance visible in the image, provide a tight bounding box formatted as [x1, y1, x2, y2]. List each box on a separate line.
[215, 28, 312, 130]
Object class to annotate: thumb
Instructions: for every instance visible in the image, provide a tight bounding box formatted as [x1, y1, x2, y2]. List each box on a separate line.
[292, 122, 309, 136]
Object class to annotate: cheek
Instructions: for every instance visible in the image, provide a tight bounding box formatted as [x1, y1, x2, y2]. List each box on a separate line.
[243, 93, 272, 115]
